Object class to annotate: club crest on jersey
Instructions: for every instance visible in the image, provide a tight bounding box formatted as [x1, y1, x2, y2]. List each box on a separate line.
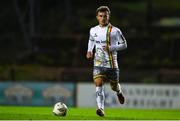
[93, 33, 98, 37]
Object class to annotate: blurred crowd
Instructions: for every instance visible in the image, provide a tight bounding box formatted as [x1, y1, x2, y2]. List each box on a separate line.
[0, 0, 180, 83]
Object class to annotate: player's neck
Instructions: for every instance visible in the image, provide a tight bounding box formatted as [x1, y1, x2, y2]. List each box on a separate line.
[99, 23, 109, 27]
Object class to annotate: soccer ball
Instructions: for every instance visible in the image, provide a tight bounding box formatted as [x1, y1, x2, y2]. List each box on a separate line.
[53, 102, 68, 116]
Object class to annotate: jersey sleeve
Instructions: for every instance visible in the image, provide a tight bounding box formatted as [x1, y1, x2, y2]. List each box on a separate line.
[109, 29, 127, 52]
[87, 28, 95, 52]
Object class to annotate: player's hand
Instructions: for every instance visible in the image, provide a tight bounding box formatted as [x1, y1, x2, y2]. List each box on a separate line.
[86, 51, 93, 59]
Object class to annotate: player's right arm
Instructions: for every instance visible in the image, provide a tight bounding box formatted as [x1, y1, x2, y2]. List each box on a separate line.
[86, 28, 95, 60]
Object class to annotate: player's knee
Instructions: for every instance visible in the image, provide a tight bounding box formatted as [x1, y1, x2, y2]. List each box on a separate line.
[110, 81, 118, 91]
[96, 82, 103, 86]
[94, 77, 104, 86]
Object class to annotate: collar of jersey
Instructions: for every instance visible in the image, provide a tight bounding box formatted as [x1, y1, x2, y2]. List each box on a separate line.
[98, 23, 111, 28]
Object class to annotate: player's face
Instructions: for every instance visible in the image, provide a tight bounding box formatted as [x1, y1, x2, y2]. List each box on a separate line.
[96, 11, 110, 27]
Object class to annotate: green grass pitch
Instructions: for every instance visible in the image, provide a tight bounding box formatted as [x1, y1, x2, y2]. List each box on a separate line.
[0, 106, 179, 120]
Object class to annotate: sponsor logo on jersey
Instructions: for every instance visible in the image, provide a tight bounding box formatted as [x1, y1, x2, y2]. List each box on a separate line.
[96, 40, 106, 44]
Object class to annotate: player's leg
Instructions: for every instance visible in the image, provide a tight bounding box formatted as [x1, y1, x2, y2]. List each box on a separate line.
[94, 77, 105, 116]
[110, 80, 125, 104]
[107, 69, 125, 104]
[93, 67, 106, 116]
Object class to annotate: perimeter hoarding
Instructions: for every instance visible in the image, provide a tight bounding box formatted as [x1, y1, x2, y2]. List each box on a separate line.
[0, 82, 75, 106]
[77, 83, 180, 109]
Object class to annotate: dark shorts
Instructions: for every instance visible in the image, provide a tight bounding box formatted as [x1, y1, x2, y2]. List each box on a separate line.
[93, 66, 119, 82]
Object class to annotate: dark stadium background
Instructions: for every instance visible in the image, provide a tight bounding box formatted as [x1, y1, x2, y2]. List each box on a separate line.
[1, 0, 179, 83]
[0, 0, 180, 107]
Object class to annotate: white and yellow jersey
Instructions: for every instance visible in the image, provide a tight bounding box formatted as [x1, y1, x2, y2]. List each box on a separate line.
[87, 24, 127, 68]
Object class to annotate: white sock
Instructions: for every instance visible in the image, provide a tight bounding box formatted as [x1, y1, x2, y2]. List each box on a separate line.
[116, 83, 122, 94]
[96, 86, 105, 110]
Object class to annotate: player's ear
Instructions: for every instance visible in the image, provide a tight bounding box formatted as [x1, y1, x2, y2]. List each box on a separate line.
[108, 13, 110, 19]
[96, 15, 99, 21]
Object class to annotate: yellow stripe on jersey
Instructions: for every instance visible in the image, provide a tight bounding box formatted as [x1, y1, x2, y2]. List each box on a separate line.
[106, 24, 115, 68]
[93, 74, 106, 79]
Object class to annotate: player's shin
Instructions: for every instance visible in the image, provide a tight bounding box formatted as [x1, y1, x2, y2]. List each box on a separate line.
[116, 83, 122, 94]
[96, 86, 105, 110]
[116, 83, 125, 104]
[110, 81, 122, 93]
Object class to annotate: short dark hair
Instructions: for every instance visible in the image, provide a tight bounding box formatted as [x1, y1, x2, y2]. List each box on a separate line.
[96, 6, 111, 15]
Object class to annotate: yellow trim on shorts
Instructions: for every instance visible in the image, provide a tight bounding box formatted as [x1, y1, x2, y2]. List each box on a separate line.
[93, 74, 106, 79]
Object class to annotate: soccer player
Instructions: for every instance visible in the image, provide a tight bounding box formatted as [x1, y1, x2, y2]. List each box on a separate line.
[86, 6, 127, 116]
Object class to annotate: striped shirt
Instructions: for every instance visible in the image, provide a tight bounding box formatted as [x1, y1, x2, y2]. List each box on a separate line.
[87, 24, 127, 68]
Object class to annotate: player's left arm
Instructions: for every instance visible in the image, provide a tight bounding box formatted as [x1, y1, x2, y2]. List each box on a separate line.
[109, 30, 127, 52]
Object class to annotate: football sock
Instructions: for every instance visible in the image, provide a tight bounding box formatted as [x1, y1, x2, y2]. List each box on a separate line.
[116, 83, 122, 94]
[96, 86, 105, 110]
